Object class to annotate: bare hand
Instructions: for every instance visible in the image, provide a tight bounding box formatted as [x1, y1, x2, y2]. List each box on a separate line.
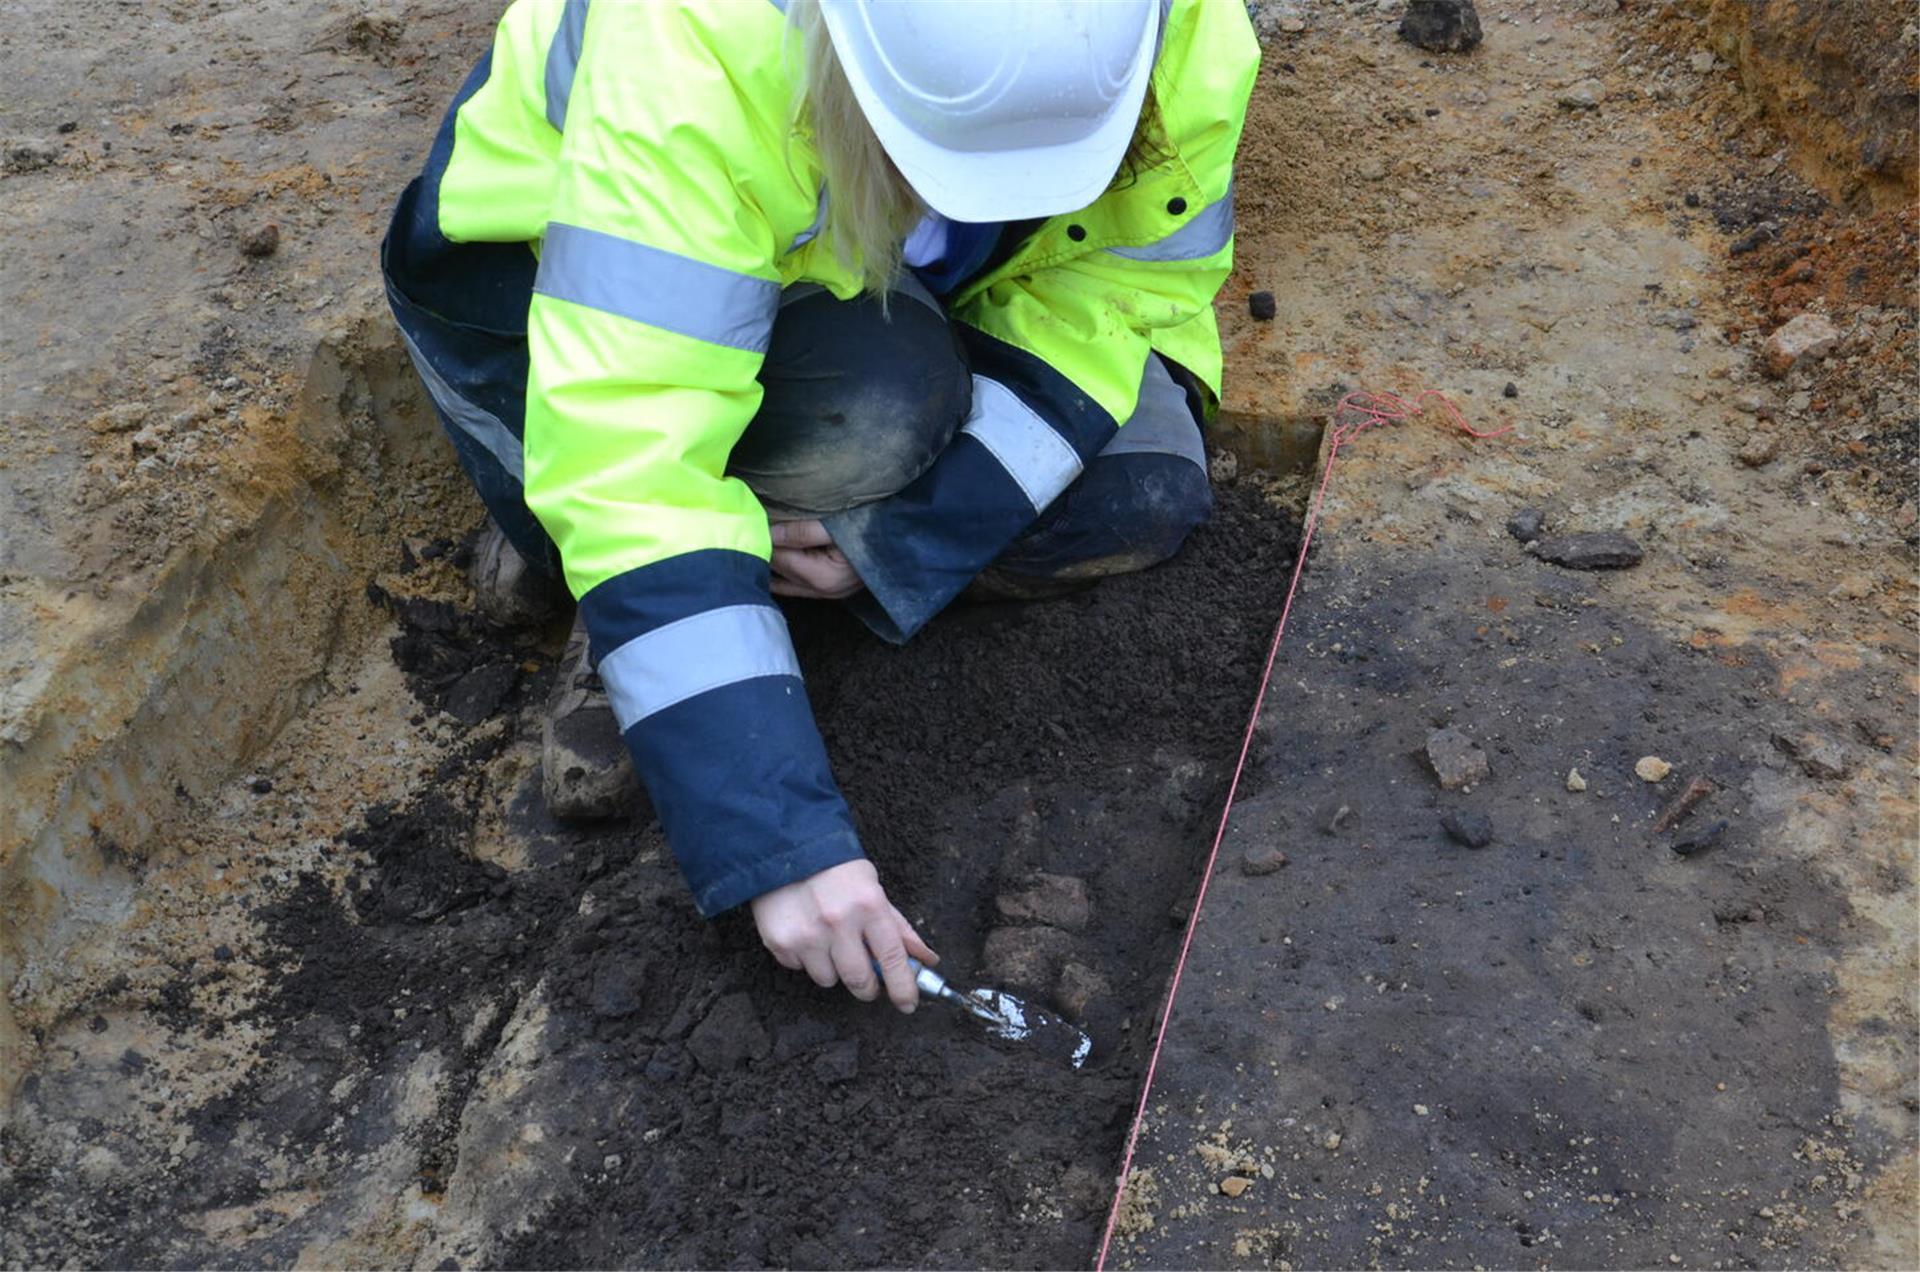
[750, 859, 939, 1012]
[769, 518, 864, 600]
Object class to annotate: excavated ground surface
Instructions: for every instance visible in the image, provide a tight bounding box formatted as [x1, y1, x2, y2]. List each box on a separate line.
[4, 0, 1915, 1267]
[1, 483, 1299, 1269]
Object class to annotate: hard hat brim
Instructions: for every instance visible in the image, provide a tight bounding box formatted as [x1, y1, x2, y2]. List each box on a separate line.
[822, 2, 1162, 224]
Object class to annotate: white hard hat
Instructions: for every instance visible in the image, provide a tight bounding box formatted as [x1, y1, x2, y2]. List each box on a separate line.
[818, 0, 1161, 223]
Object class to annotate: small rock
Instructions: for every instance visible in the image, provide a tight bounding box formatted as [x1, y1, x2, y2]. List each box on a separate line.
[1278, 16, 1306, 33]
[981, 927, 1074, 996]
[1687, 50, 1717, 74]
[1506, 506, 1546, 542]
[588, 960, 647, 1020]
[1440, 809, 1494, 848]
[995, 873, 1092, 932]
[811, 1040, 859, 1085]
[1683, 191, 1701, 208]
[1240, 845, 1289, 876]
[1425, 727, 1490, 790]
[1556, 79, 1605, 110]
[1634, 756, 1673, 783]
[1397, 0, 1483, 54]
[1502, 381, 1519, 398]
[1528, 531, 1644, 570]
[1248, 290, 1277, 321]
[249, 777, 274, 795]
[443, 662, 517, 726]
[1324, 1131, 1343, 1150]
[1055, 961, 1112, 1019]
[240, 223, 281, 259]
[1771, 731, 1850, 780]
[1318, 801, 1356, 834]
[1736, 433, 1779, 467]
[3, 136, 58, 173]
[1761, 313, 1840, 379]
[686, 992, 770, 1073]
[1566, 767, 1589, 793]
[1668, 818, 1728, 857]
[94, 402, 150, 433]
[1355, 155, 1389, 182]
[1220, 1175, 1253, 1198]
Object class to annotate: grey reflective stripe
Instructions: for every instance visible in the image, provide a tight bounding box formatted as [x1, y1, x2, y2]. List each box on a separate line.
[1107, 182, 1235, 263]
[544, 0, 590, 132]
[598, 604, 801, 730]
[786, 185, 828, 255]
[536, 222, 781, 353]
[1100, 356, 1206, 469]
[961, 376, 1084, 513]
[395, 324, 524, 483]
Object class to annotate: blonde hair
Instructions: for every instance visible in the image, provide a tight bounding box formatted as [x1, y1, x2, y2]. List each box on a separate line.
[787, 0, 922, 296]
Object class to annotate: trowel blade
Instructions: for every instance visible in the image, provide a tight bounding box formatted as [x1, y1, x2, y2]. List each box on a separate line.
[961, 986, 1093, 1070]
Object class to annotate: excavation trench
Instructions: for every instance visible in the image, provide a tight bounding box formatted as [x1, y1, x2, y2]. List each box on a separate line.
[1, 328, 1318, 1267]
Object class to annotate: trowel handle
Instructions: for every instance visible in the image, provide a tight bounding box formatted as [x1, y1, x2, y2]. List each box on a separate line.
[873, 956, 950, 1000]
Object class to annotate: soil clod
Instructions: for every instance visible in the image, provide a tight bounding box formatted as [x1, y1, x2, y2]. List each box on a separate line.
[1425, 726, 1491, 790]
[1528, 531, 1645, 570]
[1240, 845, 1290, 875]
[1440, 809, 1494, 848]
[1397, 0, 1483, 54]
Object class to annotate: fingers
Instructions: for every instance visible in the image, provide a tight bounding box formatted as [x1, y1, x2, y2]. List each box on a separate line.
[769, 518, 832, 549]
[798, 945, 838, 990]
[893, 908, 939, 968]
[829, 926, 880, 1003]
[770, 547, 858, 599]
[867, 920, 919, 1013]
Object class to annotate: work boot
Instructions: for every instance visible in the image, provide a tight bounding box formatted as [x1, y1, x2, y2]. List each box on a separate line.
[964, 566, 1099, 603]
[470, 521, 567, 628]
[542, 613, 643, 821]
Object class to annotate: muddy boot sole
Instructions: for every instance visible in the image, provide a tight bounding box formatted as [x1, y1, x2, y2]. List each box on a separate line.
[542, 617, 642, 821]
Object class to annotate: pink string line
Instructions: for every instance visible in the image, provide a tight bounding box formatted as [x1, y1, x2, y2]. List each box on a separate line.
[1092, 390, 1509, 1270]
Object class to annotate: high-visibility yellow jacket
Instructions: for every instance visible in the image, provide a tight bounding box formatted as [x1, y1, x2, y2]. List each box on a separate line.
[426, 0, 1257, 914]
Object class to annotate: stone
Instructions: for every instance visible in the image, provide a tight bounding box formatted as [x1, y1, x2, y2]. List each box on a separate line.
[1556, 79, 1605, 110]
[980, 927, 1074, 996]
[1220, 1175, 1252, 1198]
[995, 873, 1092, 932]
[1687, 50, 1717, 74]
[1506, 506, 1547, 542]
[3, 136, 58, 173]
[686, 992, 770, 1073]
[811, 1040, 859, 1085]
[1055, 961, 1112, 1019]
[443, 662, 517, 726]
[1355, 155, 1389, 182]
[93, 402, 149, 433]
[1669, 819, 1728, 857]
[240, 222, 281, 258]
[1771, 732, 1850, 780]
[1440, 809, 1494, 848]
[1240, 845, 1289, 876]
[1425, 727, 1490, 790]
[1761, 313, 1840, 378]
[1566, 767, 1589, 792]
[1397, 0, 1483, 54]
[1248, 290, 1277, 321]
[1736, 433, 1779, 467]
[587, 959, 646, 1020]
[1634, 756, 1673, 783]
[1502, 381, 1519, 398]
[1528, 531, 1644, 570]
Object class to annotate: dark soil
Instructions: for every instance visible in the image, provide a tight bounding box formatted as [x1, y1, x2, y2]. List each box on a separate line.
[1116, 545, 1876, 1268]
[52, 475, 1298, 1269]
